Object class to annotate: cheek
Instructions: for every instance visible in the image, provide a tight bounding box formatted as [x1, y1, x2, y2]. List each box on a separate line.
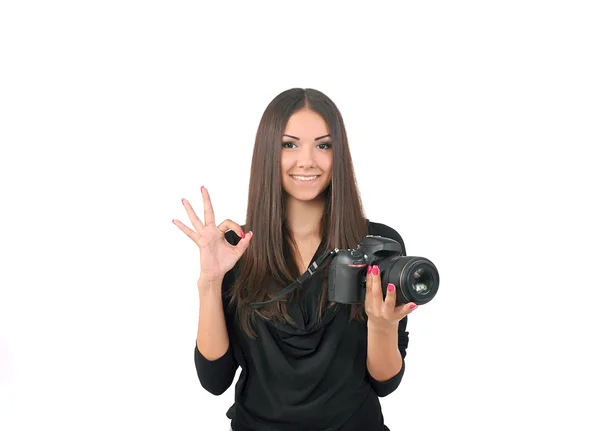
[280, 155, 290, 174]
[280, 157, 295, 186]
[320, 154, 333, 174]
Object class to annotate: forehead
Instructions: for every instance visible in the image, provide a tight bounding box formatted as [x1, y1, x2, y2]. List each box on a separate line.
[283, 110, 329, 136]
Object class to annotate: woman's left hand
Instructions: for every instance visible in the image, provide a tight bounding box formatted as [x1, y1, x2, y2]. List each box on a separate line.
[364, 265, 418, 330]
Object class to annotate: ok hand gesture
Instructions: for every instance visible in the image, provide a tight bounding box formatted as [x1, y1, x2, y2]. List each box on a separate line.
[173, 186, 253, 285]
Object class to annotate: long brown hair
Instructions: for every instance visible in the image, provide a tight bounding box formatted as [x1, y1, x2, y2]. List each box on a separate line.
[227, 88, 368, 338]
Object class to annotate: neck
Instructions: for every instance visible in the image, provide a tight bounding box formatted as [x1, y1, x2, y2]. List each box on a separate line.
[284, 193, 326, 242]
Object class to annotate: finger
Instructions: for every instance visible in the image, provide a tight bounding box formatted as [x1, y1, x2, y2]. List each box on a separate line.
[233, 230, 254, 256]
[394, 302, 418, 320]
[384, 283, 397, 316]
[371, 265, 383, 306]
[217, 219, 246, 239]
[201, 186, 216, 226]
[180, 198, 204, 233]
[172, 218, 199, 241]
[365, 266, 372, 293]
[364, 266, 372, 307]
[405, 302, 418, 314]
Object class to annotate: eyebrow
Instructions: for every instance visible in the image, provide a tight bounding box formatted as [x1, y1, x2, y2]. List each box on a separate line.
[282, 134, 331, 141]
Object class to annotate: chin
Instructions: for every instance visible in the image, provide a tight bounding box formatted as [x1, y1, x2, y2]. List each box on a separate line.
[288, 193, 323, 202]
[283, 184, 329, 202]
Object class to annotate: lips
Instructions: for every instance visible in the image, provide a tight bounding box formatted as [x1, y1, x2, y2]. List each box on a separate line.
[292, 175, 318, 180]
[290, 175, 320, 184]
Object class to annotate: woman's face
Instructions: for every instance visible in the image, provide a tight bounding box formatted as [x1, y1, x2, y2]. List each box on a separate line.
[280, 109, 333, 202]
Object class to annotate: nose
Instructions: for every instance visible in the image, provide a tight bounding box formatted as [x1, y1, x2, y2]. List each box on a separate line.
[296, 144, 316, 168]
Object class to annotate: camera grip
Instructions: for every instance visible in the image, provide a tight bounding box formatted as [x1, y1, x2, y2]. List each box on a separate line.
[328, 257, 368, 304]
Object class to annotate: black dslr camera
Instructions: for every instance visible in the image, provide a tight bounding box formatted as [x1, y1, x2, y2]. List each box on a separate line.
[249, 235, 439, 308]
[328, 235, 439, 306]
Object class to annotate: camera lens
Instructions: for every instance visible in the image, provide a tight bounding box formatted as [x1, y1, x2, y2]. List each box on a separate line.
[382, 256, 439, 306]
[412, 268, 431, 296]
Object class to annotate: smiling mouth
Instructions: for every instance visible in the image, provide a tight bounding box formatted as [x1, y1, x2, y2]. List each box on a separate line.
[290, 175, 320, 182]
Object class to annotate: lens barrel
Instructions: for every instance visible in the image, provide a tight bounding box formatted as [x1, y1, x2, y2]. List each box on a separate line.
[380, 255, 439, 306]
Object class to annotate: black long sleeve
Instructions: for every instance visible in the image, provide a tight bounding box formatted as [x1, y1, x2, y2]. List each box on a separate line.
[194, 342, 237, 395]
[366, 315, 409, 397]
[193, 221, 411, 430]
[365, 222, 411, 397]
[194, 236, 240, 395]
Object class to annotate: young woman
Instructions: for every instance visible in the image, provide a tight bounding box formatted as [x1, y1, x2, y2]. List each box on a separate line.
[173, 88, 418, 430]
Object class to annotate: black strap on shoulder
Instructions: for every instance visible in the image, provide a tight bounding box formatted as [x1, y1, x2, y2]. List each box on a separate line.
[248, 248, 339, 309]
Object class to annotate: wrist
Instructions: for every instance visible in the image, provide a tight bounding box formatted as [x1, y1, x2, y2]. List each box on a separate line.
[367, 319, 399, 334]
[198, 273, 224, 284]
[197, 275, 224, 293]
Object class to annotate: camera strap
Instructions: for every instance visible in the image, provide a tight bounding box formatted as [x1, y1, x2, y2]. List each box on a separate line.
[248, 248, 340, 309]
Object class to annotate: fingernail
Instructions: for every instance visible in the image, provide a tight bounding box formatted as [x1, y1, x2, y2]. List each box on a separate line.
[372, 265, 379, 276]
[409, 303, 417, 310]
[367, 265, 372, 274]
[181, 198, 185, 204]
[200, 186, 204, 192]
[387, 283, 395, 291]
[240, 230, 245, 239]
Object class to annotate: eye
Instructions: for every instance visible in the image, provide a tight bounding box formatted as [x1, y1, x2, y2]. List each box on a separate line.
[281, 142, 331, 149]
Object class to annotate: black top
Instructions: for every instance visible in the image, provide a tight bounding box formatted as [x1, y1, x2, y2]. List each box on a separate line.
[194, 220, 410, 431]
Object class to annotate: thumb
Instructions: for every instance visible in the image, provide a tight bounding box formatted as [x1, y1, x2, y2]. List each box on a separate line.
[235, 230, 253, 256]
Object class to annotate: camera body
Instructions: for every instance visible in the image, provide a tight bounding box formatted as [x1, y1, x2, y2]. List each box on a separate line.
[328, 235, 439, 306]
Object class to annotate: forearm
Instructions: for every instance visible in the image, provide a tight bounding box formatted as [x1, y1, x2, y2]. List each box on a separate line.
[196, 276, 230, 360]
[366, 321, 403, 381]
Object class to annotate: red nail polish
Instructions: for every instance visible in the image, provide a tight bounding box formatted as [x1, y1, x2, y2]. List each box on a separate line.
[387, 283, 395, 291]
[372, 266, 379, 276]
[367, 265, 372, 274]
[409, 303, 417, 310]
[241, 230, 245, 239]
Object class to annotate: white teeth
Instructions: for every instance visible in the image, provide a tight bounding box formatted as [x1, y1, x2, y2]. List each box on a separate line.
[292, 175, 318, 181]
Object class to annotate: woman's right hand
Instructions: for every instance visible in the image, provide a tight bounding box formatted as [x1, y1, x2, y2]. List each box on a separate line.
[173, 186, 253, 284]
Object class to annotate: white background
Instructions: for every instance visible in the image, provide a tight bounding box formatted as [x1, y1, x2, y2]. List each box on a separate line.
[1, 1, 599, 430]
